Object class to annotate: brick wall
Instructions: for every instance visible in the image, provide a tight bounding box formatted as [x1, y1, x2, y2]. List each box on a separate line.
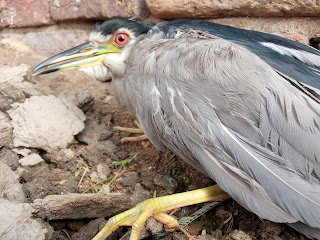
[1, 0, 319, 48]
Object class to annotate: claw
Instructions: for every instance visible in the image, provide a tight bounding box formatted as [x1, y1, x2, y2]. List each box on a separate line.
[92, 185, 229, 240]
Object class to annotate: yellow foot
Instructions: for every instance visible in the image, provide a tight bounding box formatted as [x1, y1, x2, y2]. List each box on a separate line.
[92, 185, 230, 240]
[113, 120, 148, 143]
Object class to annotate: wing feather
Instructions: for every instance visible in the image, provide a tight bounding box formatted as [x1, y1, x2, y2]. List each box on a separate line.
[120, 26, 320, 236]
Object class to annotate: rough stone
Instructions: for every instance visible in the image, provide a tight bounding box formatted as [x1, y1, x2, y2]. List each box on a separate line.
[0, 81, 25, 111]
[19, 153, 44, 166]
[78, 147, 101, 166]
[95, 140, 118, 154]
[50, 0, 150, 22]
[8, 95, 86, 152]
[67, 219, 86, 232]
[98, 184, 111, 194]
[21, 28, 90, 56]
[131, 184, 150, 205]
[90, 171, 100, 183]
[45, 148, 75, 164]
[0, 149, 19, 169]
[153, 175, 178, 194]
[283, 34, 309, 45]
[0, 62, 43, 102]
[22, 167, 79, 201]
[185, 222, 202, 236]
[76, 90, 95, 112]
[225, 230, 253, 240]
[0, 0, 53, 28]
[71, 217, 107, 240]
[13, 148, 32, 157]
[77, 119, 113, 145]
[32, 193, 133, 220]
[197, 235, 217, 240]
[147, 0, 320, 19]
[209, 17, 320, 40]
[0, 162, 25, 203]
[0, 199, 53, 240]
[0, 112, 12, 147]
[120, 172, 140, 187]
[97, 163, 111, 179]
[0, 64, 29, 111]
[260, 221, 284, 236]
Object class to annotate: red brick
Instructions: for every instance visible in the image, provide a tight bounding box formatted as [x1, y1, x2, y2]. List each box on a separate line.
[146, 0, 320, 19]
[50, 0, 149, 21]
[0, 0, 53, 28]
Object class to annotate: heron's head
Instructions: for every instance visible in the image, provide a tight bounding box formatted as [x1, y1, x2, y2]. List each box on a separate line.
[32, 18, 153, 80]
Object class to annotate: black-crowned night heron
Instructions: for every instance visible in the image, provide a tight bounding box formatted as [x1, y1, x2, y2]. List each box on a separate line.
[33, 18, 320, 239]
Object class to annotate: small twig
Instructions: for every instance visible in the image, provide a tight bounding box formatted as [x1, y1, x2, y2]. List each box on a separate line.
[225, 213, 234, 232]
[62, 229, 71, 240]
[108, 166, 127, 186]
[165, 225, 199, 240]
[78, 168, 88, 187]
[82, 176, 113, 194]
[31, 166, 46, 177]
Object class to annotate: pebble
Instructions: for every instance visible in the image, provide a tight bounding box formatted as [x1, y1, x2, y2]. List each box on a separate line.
[13, 148, 31, 157]
[154, 175, 178, 193]
[131, 184, 151, 205]
[225, 230, 253, 240]
[98, 184, 111, 194]
[77, 119, 112, 145]
[120, 172, 140, 187]
[97, 163, 110, 179]
[18, 153, 44, 166]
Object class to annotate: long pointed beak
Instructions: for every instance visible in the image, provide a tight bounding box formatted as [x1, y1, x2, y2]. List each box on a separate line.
[32, 41, 121, 75]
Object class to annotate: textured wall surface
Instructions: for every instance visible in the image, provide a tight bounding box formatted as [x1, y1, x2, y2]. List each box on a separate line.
[147, 0, 320, 19]
[0, 0, 150, 28]
[0, 1, 319, 44]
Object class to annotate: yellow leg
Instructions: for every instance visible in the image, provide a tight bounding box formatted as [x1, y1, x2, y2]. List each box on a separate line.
[93, 185, 229, 240]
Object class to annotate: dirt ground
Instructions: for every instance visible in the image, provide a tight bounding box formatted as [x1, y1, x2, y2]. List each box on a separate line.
[0, 29, 310, 240]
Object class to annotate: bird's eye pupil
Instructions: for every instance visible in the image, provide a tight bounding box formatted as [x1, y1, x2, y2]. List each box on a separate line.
[118, 35, 125, 42]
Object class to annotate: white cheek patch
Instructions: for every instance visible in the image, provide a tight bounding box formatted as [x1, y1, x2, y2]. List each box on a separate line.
[79, 65, 110, 81]
[260, 42, 320, 67]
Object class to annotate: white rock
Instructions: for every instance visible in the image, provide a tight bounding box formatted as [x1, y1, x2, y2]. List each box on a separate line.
[225, 230, 253, 240]
[0, 111, 12, 147]
[89, 171, 100, 183]
[97, 163, 110, 180]
[0, 64, 42, 102]
[19, 153, 44, 166]
[8, 95, 86, 152]
[13, 148, 32, 157]
[0, 64, 29, 83]
[0, 200, 52, 240]
[0, 162, 25, 203]
[15, 167, 28, 177]
[98, 184, 111, 194]
[0, 162, 52, 239]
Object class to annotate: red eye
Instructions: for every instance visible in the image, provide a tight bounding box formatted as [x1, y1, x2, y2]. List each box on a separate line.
[114, 33, 129, 46]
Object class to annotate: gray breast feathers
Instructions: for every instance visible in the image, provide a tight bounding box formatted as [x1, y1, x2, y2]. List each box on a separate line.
[121, 30, 320, 236]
